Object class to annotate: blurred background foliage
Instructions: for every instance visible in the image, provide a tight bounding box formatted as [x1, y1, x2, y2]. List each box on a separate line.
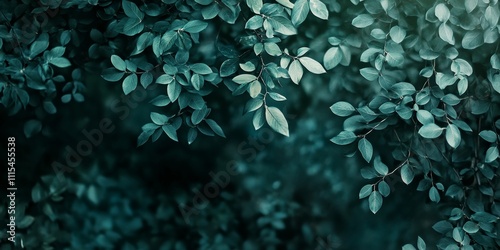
[1, 0, 499, 249]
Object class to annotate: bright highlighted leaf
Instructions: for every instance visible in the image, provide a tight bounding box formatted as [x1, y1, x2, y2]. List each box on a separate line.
[298, 57, 326, 74]
[352, 14, 374, 28]
[359, 184, 372, 199]
[368, 191, 383, 214]
[309, 0, 328, 20]
[445, 124, 461, 148]
[330, 101, 355, 117]
[418, 123, 443, 139]
[324, 47, 343, 70]
[358, 138, 373, 162]
[265, 106, 289, 136]
[122, 74, 138, 95]
[291, 0, 309, 26]
[331, 131, 357, 145]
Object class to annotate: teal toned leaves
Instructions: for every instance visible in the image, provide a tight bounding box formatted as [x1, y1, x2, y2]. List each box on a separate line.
[352, 14, 374, 28]
[445, 124, 461, 148]
[368, 191, 382, 214]
[358, 138, 373, 162]
[298, 57, 326, 74]
[265, 106, 289, 136]
[330, 101, 355, 117]
[419, 123, 443, 139]
[122, 74, 138, 95]
[309, 0, 328, 20]
[331, 131, 357, 145]
[291, 0, 309, 26]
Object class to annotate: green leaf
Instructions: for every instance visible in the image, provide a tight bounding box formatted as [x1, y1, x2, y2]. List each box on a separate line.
[389, 26, 406, 43]
[151, 112, 169, 125]
[465, 0, 477, 13]
[479, 130, 497, 143]
[24, 120, 42, 138]
[378, 181, 390, 197]
[102, 68, 125, 82]
[111, 55, 126, 71]
[291, 0, 309, 26]
[418, 123, 443, 139]
[374, 156, 388, 175]
[434, 3, 450, 22]
[309, 0, 328, 20]
[330, 101, 355, 117]
[187, 128, 198, 145]
[331, 131, 357, 145]
[391, 82, 416, 97]
[233, 74, 258, 84]
[17, 216, 35, 229]
[432, 220, 453, 234]
[368, 191, 382, 214]
[471, 211, 497, 223]
[352, 14, 374, 28]
[429, 186, 440, 203]
[50, 57, 71, 68]
[451, 59, 473, 76]
[360, 67, 379, 81]
[29, 33, 49, 59]
[264, 42, 282, 56]
[359, 184, 372, 199]
[265, 106, 289, 136]
[245, 15, 264, 29]
[253, 108, 265, 130]
[438, 23, 454, 45]
[268, 92, 287, 101]
[122, 74, 138, 95]
[485, 146, 499, 163]
[417, 236, 426, 250]
[220, 58, 238, 77]
[140, 72, 153, 88]
[122, 0, 144, 19]
[167, 81, 181, 102]
[183, 20, 208, 33]
[162, 124, 178, 142]
[416, 110, 434, 125]
[149, 95, 170, 107]
[298, 57, 326, 74]
[289, 60, 303, 84]
[206, 119, 226, 138]
[400, 164, 414, 185]
[244, 98, 263, 113]
[445, 124, 461, 148]
[462, 221, 479, 234]
[191, 74, 204, 91]
[190, 63, 212, 74]
[324, 47, 343, 70]
[358, 138, 373, 162]
[246, 0, 263, 14]
[248, 80, 261, 98]
[462, 30, 483, 50]
[402, 244, 417, 250]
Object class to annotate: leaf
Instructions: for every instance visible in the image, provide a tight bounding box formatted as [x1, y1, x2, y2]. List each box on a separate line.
[352, 14, 374, 28]
[291, 0, 309, 26]
[140, 72, 153, 88]
[298, 57, 326, 74]
[462, 221, 479, 234]
[438, 23, 454, 45]
[324, 47, 343, 70]
[400, 164, 414, 185]
[233, 74, 258, 84]
[187, 128, 198, 145]
[122, 0, 144, 19]
[29, 33, 49, 59]
[418, 123, 443, 139]
[445, 124, 461, 148]
[389, 26, 406, 43]
[245, 15, 263, 29]
[50, 57, 71, 68]
[190, 63, 212, 74]
[149, 95, 170, 107]
[485, 146, 499, 163]
[220, 58, 238, 77]
[244, 98, 263, 113]
[150, 112, 169, 125]
[417, 236, 426, 250]
[309, 0, 328, 20]
[479, 130, 497, 143]
[429, 186, 440, 203]
[432, 220, 453, 234]
[289, 60, 303, 84]
[191, 74, 204, 91]
[248, 80, 261, 98]
[465, 0, 477, 13]
[24, 120, 42, 138]
[206, 119, 226, 138]
[359, 184, 372, 199]
[331, 131, 357, 145]
[183, 20, 208, 33]
[378, 181, 390, 197]
[122, 74, 138, 95]
[268, 92, 287, 101]
[368, 191, 382, 214]
[253, 108, 265, 130]
[462, 30, 483, 50]
[402, 244, 417, 250]
[265, 106, 289, 136]
[360, 67, 379, 81]
[17, 216, 35, 229]
[102, 68, 125, 82]
[434, 3, 450, 22]
[358, 138, 373, 162]
[374, 156, 388, 175]
[162, 124, 178, 142]
[451, 59, 473, 76]
[167, 81, 181, 102]
[330, 101, 355, 117]
[246, 0, 263, 14]
[471, 211, 497, 223]
[111, 55, 126, 71]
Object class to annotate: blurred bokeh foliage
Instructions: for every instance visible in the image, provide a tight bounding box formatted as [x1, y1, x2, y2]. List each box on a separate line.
[1, 0, 499, 249]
